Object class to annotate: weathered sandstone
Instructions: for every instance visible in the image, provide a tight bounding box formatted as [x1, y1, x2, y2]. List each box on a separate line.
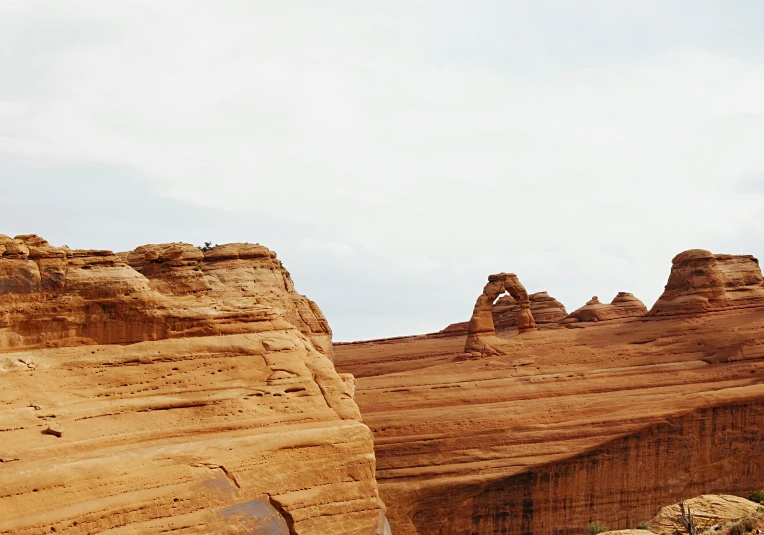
[646, 494, 761, 534]
[564, 292, 647, 323]
[0, 236, 333, 359]
[334, 250, 764, 535]
[464, 273, 538, 356]
[649, 249, 764, 316]
[441, 291, 565, 337]
[0, 235, 386, 535]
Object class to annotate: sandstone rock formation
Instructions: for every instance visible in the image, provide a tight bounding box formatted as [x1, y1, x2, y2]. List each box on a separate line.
[646, 495, 761, 534]
[0, 234, 385, 535]
[334, 250, 764, 535]
[464, 273, 538, 356]
[440, 290, 566, 337]
[493, 291, 567, 328]
[564, 292, 647, 323]
[0, 235, 333, 359]
[649, 249, 764, 316]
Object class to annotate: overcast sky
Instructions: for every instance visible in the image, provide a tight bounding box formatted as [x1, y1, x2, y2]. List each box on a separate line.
[2, 1, 764, 341]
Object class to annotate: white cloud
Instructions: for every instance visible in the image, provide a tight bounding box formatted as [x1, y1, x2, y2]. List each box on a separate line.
[299, 238, 355, 258]
[2, 1, 764, 338]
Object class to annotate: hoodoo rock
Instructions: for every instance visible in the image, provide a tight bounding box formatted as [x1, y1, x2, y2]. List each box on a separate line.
[0, 235, 386, 535]
[564, 292, 647, 323]
[464, 273, 538, 356]
[649, 249, 764, 316]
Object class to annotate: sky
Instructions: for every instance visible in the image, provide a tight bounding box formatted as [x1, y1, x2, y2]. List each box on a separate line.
[2, 1, 764, 341]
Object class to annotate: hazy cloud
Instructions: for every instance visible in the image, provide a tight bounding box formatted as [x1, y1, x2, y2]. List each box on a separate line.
[2, 1, 763, 339]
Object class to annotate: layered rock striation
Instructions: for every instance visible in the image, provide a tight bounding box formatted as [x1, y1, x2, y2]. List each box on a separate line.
[0, 234, 386, 535]
[335, 250, 764, 535]
[0, 235, 333, 357]
[649, 249, 764, 316]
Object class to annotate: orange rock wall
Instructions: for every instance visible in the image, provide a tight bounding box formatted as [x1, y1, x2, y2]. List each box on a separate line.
[0, 235, 385, 535]
[426, 400, 764, 535]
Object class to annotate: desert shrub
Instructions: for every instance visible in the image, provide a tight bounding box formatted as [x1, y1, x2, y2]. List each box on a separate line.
[728, 516, 757, 535]
[741, 516, 757, 530]
[587, 522, 608, 535]
[636, 521, 649, 530]
[758, 506, 764, 514]
[750, 490, 764, 503]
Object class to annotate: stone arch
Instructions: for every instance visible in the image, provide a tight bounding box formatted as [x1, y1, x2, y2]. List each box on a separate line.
[464, 273, 538, 355]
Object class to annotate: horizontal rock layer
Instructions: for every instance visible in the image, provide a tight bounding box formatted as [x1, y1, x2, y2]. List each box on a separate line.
[335, 307, 764, 534]
[0, 235, 384, 535]
[0, 235, 332, 357]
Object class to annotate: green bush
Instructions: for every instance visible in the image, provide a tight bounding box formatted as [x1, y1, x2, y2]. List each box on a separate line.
[750, 490, 764, 503]
[636, 521, 649, 530]
[587, 522, 609, 535]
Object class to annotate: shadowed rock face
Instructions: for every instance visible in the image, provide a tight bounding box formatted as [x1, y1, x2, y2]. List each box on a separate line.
[0, 234, 385, 535]
[465, 273, 538, 356]
[649, 249, 764, 316]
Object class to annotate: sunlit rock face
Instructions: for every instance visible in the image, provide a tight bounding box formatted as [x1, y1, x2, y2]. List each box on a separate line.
[0, 234, 384, 535]
[649, 249, 764, 316]
[334, 249, 764, 535]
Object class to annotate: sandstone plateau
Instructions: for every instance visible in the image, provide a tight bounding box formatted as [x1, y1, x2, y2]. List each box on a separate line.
[334, 250, 764, 535]
[0, 234, 388, 535]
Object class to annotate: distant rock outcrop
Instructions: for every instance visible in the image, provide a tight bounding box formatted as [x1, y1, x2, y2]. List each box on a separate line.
[465, 273, 538, 355]
[493, 291, 567, 329]
[649, 249, 764, 316]
[564, 292, 647, 323]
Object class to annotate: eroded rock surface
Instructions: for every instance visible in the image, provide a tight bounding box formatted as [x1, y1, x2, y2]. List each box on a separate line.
[464, 273, 538, 356]
[646, 494, 761, 534]
[649, 249, 764, 316]
[0, 235, 384, 535]
[334, 250, 764, 535]
[564, 292, 647, 323]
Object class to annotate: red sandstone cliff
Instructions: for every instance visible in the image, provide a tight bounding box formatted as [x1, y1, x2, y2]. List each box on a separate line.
[334, 250, 764, 535]
[0, 234, 387, 535]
